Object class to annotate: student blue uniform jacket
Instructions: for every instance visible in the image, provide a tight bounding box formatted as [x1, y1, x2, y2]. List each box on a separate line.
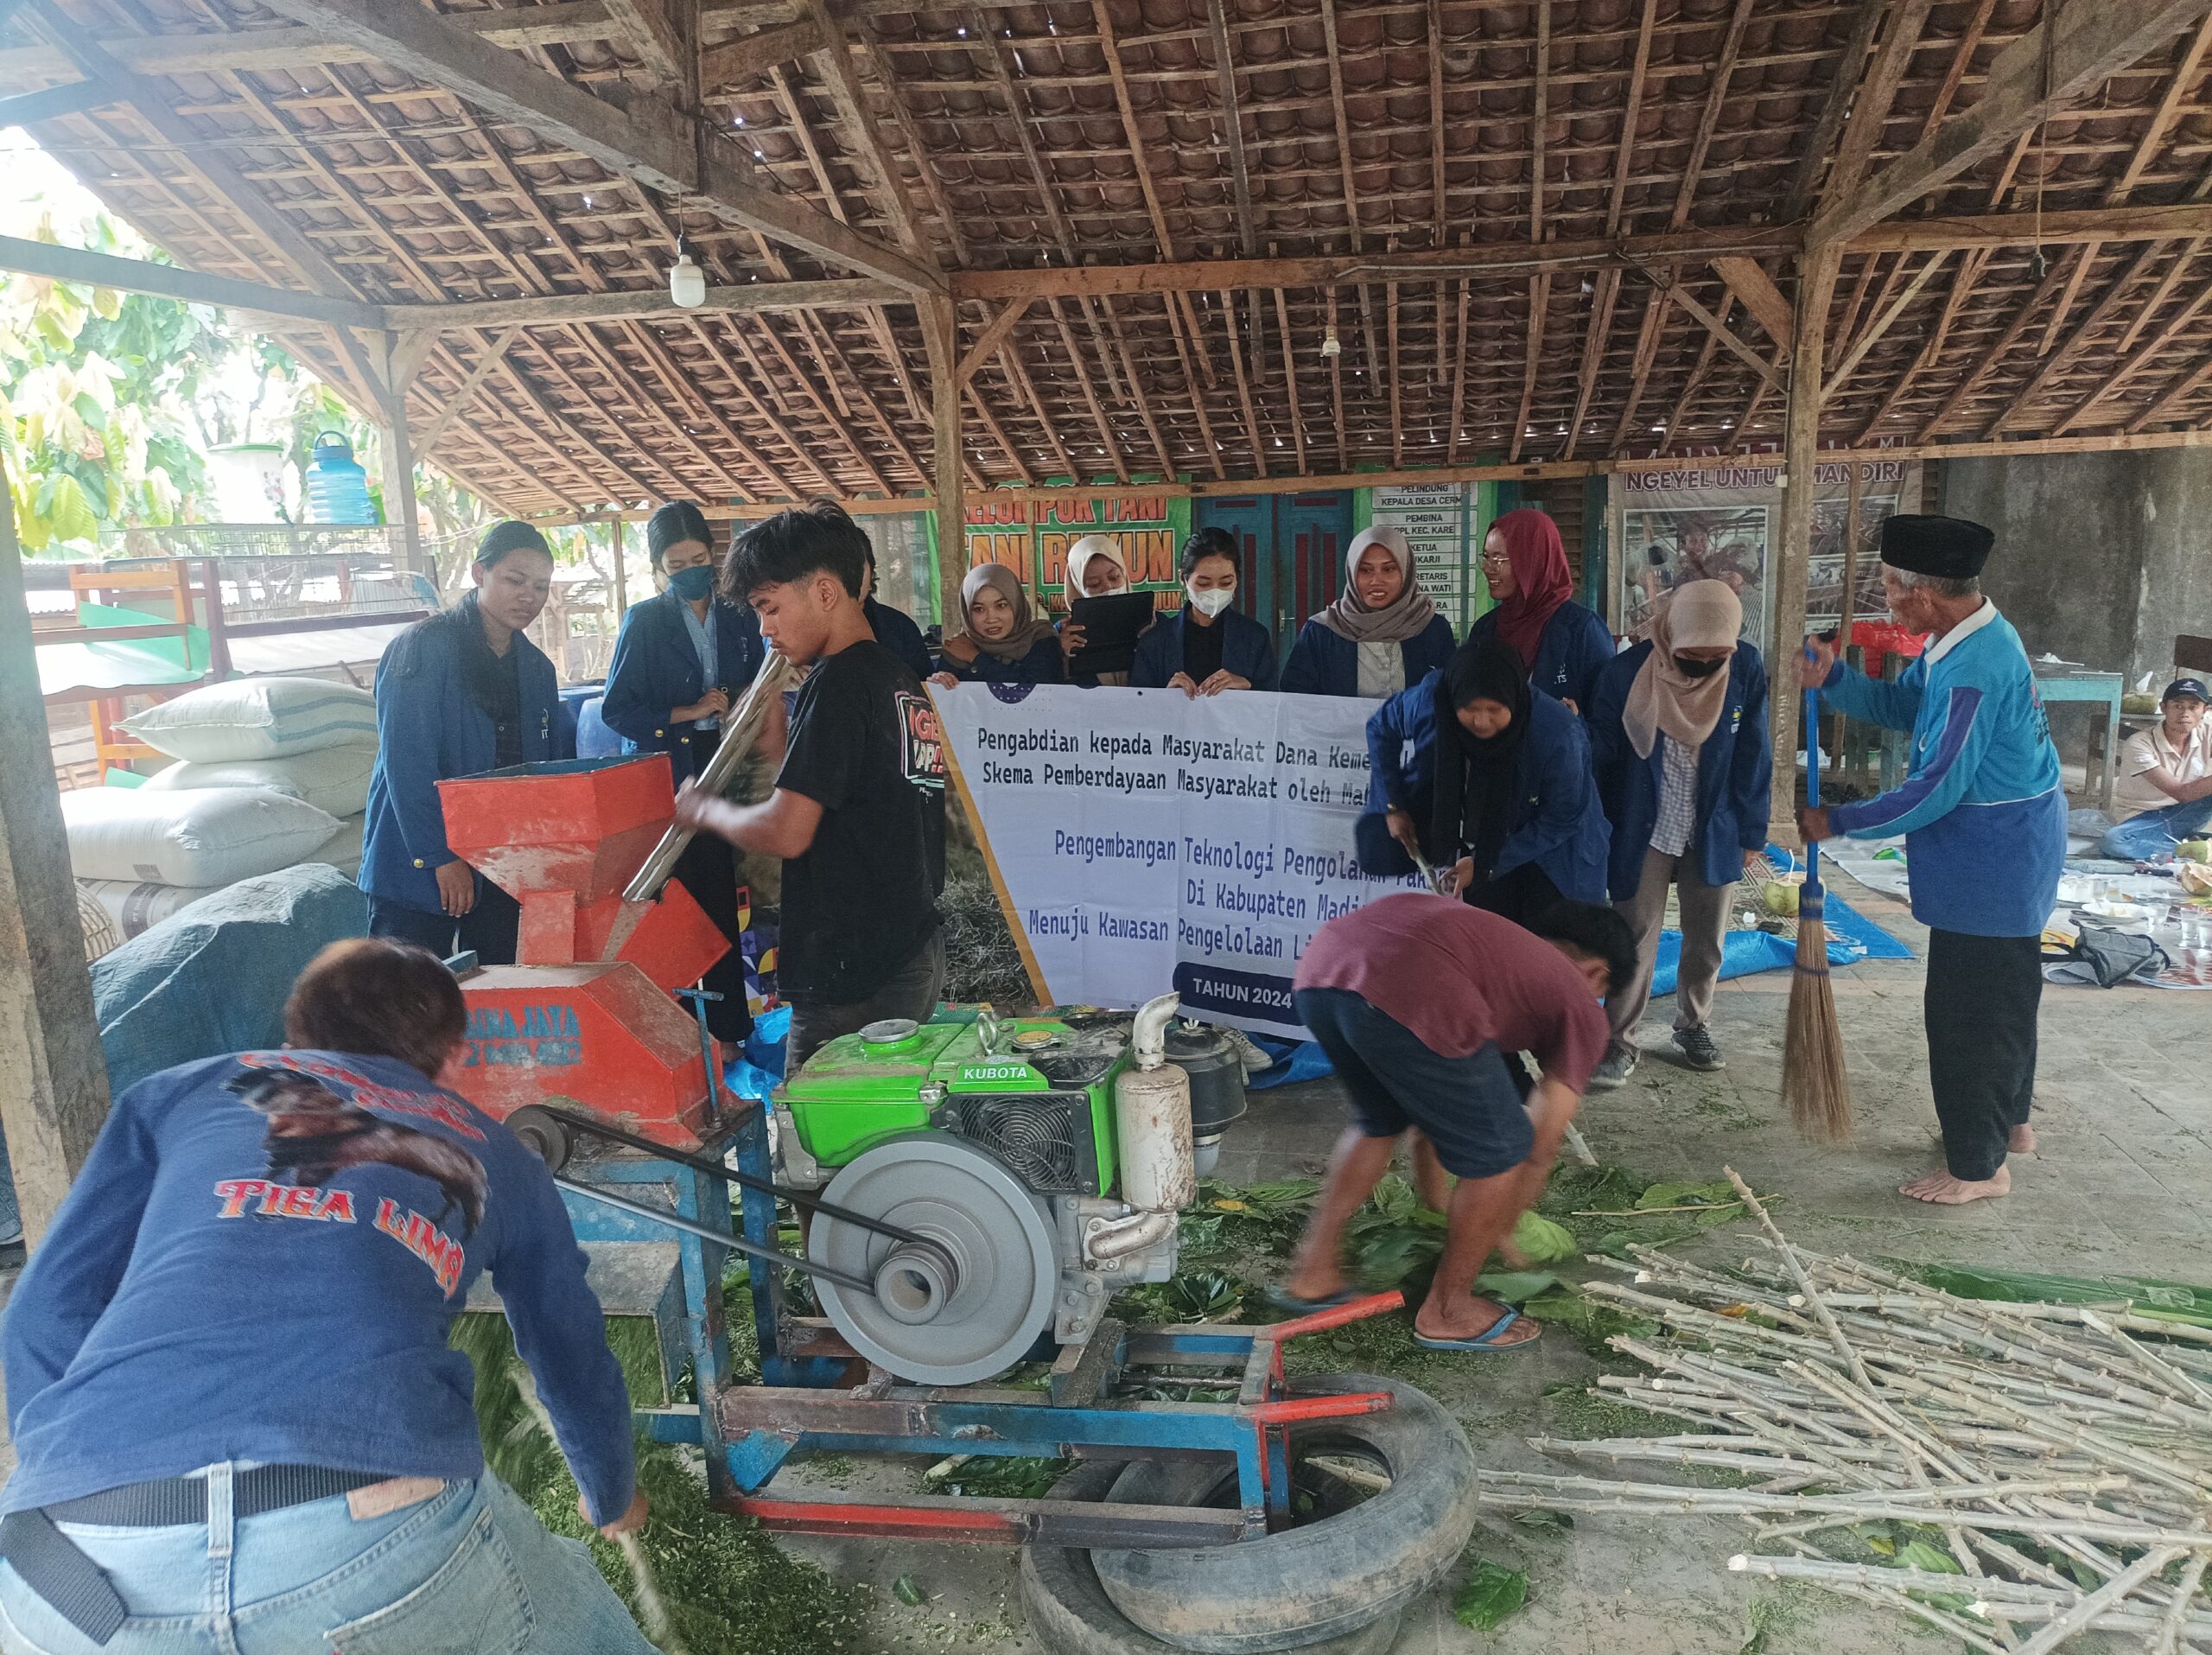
[1363, 672, 1610, 902]
[934, 636, 1065, 685]
[1823, 603, 2064, 937]
[1586, 640, 1773, 900]
[1465, 600, 1616, 709]
[600, 588, 766, 787]
[1130, 608, 1281, 691]
[1279, 614, 1458, 697]
[865, 596, 934, 682]
[0, 1049, 634, 1524]
[359, 606, 573, 915]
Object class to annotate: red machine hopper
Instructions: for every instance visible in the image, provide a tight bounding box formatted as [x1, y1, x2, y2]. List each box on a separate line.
[435, 755, 728, 1149]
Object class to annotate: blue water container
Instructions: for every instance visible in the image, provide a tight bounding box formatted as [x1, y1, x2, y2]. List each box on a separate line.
[303, 431, 376, 524]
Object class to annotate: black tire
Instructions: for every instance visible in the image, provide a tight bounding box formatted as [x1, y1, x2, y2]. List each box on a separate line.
[1088, 1374, 1477, 1653]
[1020, 1464, 1403, 1655]
[505, 1106, 572, 1173]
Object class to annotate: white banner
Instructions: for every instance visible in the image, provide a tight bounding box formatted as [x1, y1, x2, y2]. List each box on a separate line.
[933, 683, 1421, 1040]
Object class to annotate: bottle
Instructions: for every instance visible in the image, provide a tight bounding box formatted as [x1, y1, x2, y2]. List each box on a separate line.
[303, 431, 376, 524]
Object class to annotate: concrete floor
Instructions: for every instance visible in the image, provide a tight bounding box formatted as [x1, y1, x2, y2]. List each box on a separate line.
[781, 865, 2212, 1653]
[1, 867, 2202, 1653]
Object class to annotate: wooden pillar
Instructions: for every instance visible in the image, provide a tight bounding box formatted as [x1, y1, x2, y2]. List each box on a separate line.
[610, 518, 630, 618]
[1767, 246, 1840, 839]
[0, 465, 112, 1246]
[380, 410, 425, 582]
[922, 296, 965, 633]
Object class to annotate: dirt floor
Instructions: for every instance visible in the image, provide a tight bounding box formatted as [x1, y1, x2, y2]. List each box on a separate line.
[771, 863, 2212, 1654]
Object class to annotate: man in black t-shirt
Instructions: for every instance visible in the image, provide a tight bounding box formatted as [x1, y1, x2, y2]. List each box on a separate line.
[673, 502, 946, 1066]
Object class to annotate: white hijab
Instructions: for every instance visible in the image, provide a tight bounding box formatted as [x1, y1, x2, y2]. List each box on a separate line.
[1065, 534, 1129, 603]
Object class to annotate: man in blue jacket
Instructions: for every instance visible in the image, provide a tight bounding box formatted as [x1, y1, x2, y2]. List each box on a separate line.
[1801, 515, 2064, 1206]
[0, 938, 652, 1653]
[359, 522, 575, 964]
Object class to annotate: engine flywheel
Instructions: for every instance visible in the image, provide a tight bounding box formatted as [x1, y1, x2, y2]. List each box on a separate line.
[809, 1132, 1058, 1385]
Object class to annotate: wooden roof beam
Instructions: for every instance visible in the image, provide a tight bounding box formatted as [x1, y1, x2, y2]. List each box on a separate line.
[1780, 0, 1888, 224]
[254, 0, 939, 291]
[1624, 259, 1782, 391]
[1274, 287, 1310, 474]
[799, 0, 933, 261]
[1823, 249, 1946, 404]
[1710, 256, 1795, 354]
[1913, 251, 2077, 440]
[1986, 238, 2171, 436]
[1811, 0, 2212, 247]
[2056, 262, 2212, 434]
[0, 232, 378, 328]
[385, 278, 905, 331]
[700, 17, 823, 93]
[1207, 0, 1257, 258]
[1812, 0, 1936, 220]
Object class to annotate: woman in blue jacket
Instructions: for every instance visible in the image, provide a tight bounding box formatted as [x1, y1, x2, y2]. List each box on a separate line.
[1359, 634, 1610, 923]
[1465, 508, 1616, 710]
[599, 501, 766, 1041]
[930, 563, 1065, 686]
[1281, 525, 1457, 697]
[359, 520, 574, 964]
[1585, 580, 1769, 1087]
[1131, 527, 1280, 694]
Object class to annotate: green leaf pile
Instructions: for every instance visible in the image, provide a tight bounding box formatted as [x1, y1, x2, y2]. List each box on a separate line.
[1453, 1558, 1529, 1630]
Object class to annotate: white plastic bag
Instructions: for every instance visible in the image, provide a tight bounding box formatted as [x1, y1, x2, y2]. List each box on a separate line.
[62, 786, 342, 886]
[122, 676, 377, 761]
[140, 745, 377, 820]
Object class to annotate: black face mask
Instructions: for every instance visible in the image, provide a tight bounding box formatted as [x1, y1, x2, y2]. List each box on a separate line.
[1675, 654, 1726, 678]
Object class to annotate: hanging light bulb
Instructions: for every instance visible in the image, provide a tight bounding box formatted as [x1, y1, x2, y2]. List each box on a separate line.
[1319, 322, 1341, 359]
[669, 239, 706, 308]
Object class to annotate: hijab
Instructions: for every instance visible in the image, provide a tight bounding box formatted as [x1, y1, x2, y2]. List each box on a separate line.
[960, 563, 1058, 662]
[1064, 534, 1129, 602]
[1487, 508, 1576, 677]
[1429, 635, 1531, 882]
[1623, 579, 1742, 759]
[1317, 526, 1436, 645]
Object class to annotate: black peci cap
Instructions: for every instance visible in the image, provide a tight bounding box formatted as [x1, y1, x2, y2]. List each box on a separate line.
[1878, 513, 1995, 580]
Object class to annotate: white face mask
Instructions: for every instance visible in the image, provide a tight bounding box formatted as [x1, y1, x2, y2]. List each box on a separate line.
[1188, 585, 1233, 618]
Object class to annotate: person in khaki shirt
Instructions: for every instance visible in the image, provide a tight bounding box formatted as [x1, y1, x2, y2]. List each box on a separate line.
[2101, 677, 2212, 862]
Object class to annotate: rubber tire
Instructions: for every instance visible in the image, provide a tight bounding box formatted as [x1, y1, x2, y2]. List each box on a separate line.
[1088, 1374, 1478, 1653]
[1020, 1464, 1403, 1655]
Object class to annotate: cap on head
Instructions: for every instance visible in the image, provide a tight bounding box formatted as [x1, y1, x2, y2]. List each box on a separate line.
[474, 519, 551, 568]
[1878, 513, 1994, 580]
[2164, 676, 2209, 705]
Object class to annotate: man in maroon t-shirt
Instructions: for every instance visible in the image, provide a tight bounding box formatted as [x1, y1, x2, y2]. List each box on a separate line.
[1280, 893, 1636, 1351]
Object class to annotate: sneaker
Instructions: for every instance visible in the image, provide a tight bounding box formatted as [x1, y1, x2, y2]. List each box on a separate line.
[1588, 1047, 1638, 1090]
[1672, 1026, 1725, 1072]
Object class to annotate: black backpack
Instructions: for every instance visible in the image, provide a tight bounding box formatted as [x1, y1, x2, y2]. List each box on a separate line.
[2041, 925, 2171, 988]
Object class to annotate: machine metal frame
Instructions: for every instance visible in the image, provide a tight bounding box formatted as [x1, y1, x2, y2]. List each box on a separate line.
[552, 1096, 1402, 1548]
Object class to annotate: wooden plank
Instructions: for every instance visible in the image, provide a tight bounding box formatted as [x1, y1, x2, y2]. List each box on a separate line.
[1854, 201, 2212, 251]
[1780, 0, 1888, 223]
[697, 15, 821, 88]
[0, 483, 111, 1247]
[956, 297, 1030, 384]
[0, 76, 105, 124]
[1821, 249, 1946, 403]
[1208, 0, 1257, 257]
[413, 328, 520, 455]
[0, 233, 379, 327]
[604, 0, 688, 83]
[1812, 0, 2212, 247]
[1710, 256, 1796, 352]
[923, 296, 966, 626]
[385, 277, 904, 331]
[1815, 0, 1936, 214]
[1629, 260, 1783, 390]
[801, 0, 932, 258]
[254, 0, 939, 292]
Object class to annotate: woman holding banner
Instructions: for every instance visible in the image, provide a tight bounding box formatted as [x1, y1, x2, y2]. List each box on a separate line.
[1464, 508, 1615, 711]
[1058, 534, 1148, 687]
[1358, 635, 1610, 924]
[1281, 526, 1459, 697]
[1131, 527, 1280, 696]
[930, 563, 1065, 687]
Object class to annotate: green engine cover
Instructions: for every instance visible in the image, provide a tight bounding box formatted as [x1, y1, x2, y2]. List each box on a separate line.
[777, 1015, 1125, 1194]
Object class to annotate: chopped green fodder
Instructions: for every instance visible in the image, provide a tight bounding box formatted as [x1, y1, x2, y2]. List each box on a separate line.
[453, 1314, 858, 1655]
[919, 1455, 1072, 1500]
[1539, 1380, 1691, 1441]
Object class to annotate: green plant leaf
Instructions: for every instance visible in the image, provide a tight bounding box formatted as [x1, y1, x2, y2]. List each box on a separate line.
[1474, 1269, 1560, 1303]
[891, 1574, 928, 1607]
[1510, 1210, 1580, 1263]
[1897, 1540, 1963, 1575]
[1637, 1179, 1738, 1210]
[1453, 1559, 1529, 1630]
[1511, 1508, 1574, 1534]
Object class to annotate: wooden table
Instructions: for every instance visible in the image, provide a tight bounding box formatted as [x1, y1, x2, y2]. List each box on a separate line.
[2033, 668, 2123, 811]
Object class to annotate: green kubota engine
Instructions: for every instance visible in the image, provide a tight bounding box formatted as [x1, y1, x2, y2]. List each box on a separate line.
[772, 994, 1245, 1384]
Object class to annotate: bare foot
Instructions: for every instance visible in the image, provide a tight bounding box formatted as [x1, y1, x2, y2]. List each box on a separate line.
[1900, 1165, 2012, 1205]
[1413, 1295, 1541, 1348]
[2009, 1123, 2037, 1155]
[1283, 1266, 1351, 1302]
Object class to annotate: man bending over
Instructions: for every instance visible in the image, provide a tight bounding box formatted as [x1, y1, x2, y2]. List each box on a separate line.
[1275, 894, 1635, 1352]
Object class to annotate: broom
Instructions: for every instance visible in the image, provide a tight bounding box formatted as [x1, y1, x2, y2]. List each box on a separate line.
[1783, 676, 1853, 1143]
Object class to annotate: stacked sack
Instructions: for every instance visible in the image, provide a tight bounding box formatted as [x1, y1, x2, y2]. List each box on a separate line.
[67, 677, 378, 950]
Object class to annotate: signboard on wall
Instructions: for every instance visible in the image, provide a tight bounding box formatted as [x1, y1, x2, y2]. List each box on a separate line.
[1370, 481, 1476, 630]
[1616, 455, 1922, 649]
[964, 493, 1192, 612]
[934, 681, 1413, 1040]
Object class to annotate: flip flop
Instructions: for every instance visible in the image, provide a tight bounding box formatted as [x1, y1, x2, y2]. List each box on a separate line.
[1412, 1308, 1538, 1352]
[1263, 1283, 1362, 1315]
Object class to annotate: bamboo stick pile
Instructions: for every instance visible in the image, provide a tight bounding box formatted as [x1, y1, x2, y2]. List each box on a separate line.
[1479, 1168, 2212, 1652]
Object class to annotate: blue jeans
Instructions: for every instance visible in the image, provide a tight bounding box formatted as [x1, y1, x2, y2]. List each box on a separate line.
[2099, 796, 2212, 862]
[0, 1471, 651, 1655]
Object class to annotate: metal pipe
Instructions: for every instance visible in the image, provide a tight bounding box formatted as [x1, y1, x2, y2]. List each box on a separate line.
[624, 646, 799, 902]
[553, 1175, 879, 1295]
